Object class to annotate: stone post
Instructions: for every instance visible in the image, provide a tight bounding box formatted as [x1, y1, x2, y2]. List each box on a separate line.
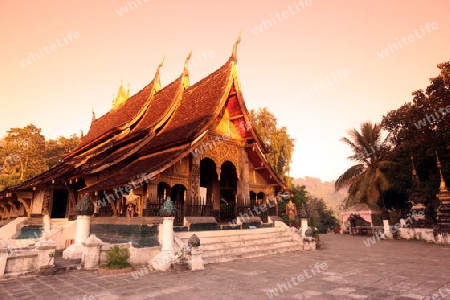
[189, 248, 204, 271]
[383, 219, 392, 239]
[75, 215, 91, 244]
[301, 218, 308, 237]
[161, 217, 175, 252]
[82, 234, 103, 270]
[0, 240, 9, 276]
[63, 215, 91, 259]
[35, 239, 57, 269]
[151, 199, 176, 271]
[150, 216, 176, 271]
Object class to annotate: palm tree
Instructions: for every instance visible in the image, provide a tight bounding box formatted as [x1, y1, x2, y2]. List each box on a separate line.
[335, 122, 393, 210]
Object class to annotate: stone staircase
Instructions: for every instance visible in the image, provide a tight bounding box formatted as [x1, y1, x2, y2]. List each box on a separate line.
[54, 249, 81, 274]
[175, 226, 303, 264]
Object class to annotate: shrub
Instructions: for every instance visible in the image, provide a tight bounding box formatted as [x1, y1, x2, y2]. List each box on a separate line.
[102, 245, 131, 269]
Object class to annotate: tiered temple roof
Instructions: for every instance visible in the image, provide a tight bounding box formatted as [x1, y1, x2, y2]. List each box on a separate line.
[3, 38, 283, 195]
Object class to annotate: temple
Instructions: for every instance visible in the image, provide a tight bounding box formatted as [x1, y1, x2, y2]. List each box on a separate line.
[0, 38, 284, 227]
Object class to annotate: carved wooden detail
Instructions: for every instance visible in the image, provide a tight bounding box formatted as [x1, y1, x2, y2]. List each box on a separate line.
[42, 188, 52, 215]
[7, 200, 19, 217]
[159, 174, 189, 188]
[0, 204, 9, 219]
[198, 142, 241, 180]
[190, 164, 200, 199]
[17, 198, 31, 217]
[174, 158, 189, 174]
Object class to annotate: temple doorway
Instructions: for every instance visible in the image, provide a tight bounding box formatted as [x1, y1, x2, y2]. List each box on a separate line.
[219, 161, 237, 222]
[200, 158, 217, 204]
[51, 189, 68, 218]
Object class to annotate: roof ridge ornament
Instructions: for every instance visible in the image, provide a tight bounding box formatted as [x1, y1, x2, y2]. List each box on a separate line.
[184, 49, 192, 74]
[231, 29, 242, 62]
[154, 55, 165, 91]
[91, 108, 96, 123]
[183, 50, 192, 88]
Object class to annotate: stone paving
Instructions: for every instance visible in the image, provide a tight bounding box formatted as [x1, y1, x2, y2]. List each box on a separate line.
[1, 234, 449, 300]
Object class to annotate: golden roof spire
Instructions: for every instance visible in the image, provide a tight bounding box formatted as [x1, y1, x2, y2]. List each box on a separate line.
[153, 56, 165, 92]
[231, 29, 242, 62]
[183, 50, 192, 88]
[91, 108, 96, 123]
[184, 49, 192, 73]
[436, 151, 448, 192]
[112, 79, 130, 110]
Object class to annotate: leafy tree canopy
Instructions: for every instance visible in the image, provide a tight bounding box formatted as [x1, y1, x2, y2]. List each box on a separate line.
[249, 107, 295, 185]
[0, 124, 80, 190]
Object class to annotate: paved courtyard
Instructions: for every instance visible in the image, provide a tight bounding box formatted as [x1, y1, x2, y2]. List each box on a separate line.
[1, 234, 449, 300]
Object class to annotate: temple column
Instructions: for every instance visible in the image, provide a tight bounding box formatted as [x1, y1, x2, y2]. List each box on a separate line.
[189, 156, 201, 204]
[237, 148, 250, 205]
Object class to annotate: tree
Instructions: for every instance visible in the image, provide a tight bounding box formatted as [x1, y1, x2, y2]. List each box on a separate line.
[45, 134, 80, 168]
[0, 125, 80, 191]
[249, 107, 295, 184]
[0, 124, 47, 190]
[381, 61, 450, 207]
[335, 122, 394, 210]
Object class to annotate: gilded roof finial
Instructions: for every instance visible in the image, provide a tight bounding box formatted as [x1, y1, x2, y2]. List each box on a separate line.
[184, 49, 192, 74]
[91, 108, 96, 123]
[112, 79, 130, 109]
[436, 151, 448, 192]
[153, 56, 165, 91]
[183, 50, 192, 88]
[232, 29, 242, 62]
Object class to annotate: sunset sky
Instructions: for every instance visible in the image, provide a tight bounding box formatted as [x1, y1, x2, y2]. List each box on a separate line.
[1, 0, 449, 182]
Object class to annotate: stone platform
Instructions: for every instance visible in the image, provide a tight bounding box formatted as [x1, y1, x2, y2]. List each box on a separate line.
[1, 235, 449, 299]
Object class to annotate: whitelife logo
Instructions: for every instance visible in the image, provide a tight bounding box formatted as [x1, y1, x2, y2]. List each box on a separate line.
[376, 22, 438, 58]
[116, 0, 149, 16]
[413, 105, 450, 129]
[18, 31, 81, 68]
[250, 0, 312, 35]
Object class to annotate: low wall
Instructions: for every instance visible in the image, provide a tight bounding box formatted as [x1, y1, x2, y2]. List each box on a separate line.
[4, 252, 38, 276]
[0, 239, 56, 277]
[98, 242, 160, 266]
[399, 228, 450, 244]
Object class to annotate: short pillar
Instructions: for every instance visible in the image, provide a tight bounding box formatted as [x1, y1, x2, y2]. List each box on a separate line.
[43, 214, 51, 237]
[63, 215, 91, 259]
[150, 217, 176, 271]
[35, 239, 57, 269]
[162, 217, 175, 252]
[75, 215, 91, 244]
[0, 240, 9, 276]
[301, 218, 308, 237]
[189, 248, 204, 271]
[82, 234, 103, 270]
[383, 219, 392, 239]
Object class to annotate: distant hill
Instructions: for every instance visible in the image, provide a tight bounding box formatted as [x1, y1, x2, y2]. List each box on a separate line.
[292, 176, 347, 219]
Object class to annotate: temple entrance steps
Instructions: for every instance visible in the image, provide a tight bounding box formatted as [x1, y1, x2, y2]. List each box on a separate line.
[175, 226, 303, 264]
[50, 218, 71, 228]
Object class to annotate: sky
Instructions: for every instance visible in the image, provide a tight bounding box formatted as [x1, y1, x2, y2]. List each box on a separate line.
[1, 0, 449, 182]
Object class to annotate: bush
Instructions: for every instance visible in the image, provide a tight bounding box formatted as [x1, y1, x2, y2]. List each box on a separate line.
[102, 245, 131, 270]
